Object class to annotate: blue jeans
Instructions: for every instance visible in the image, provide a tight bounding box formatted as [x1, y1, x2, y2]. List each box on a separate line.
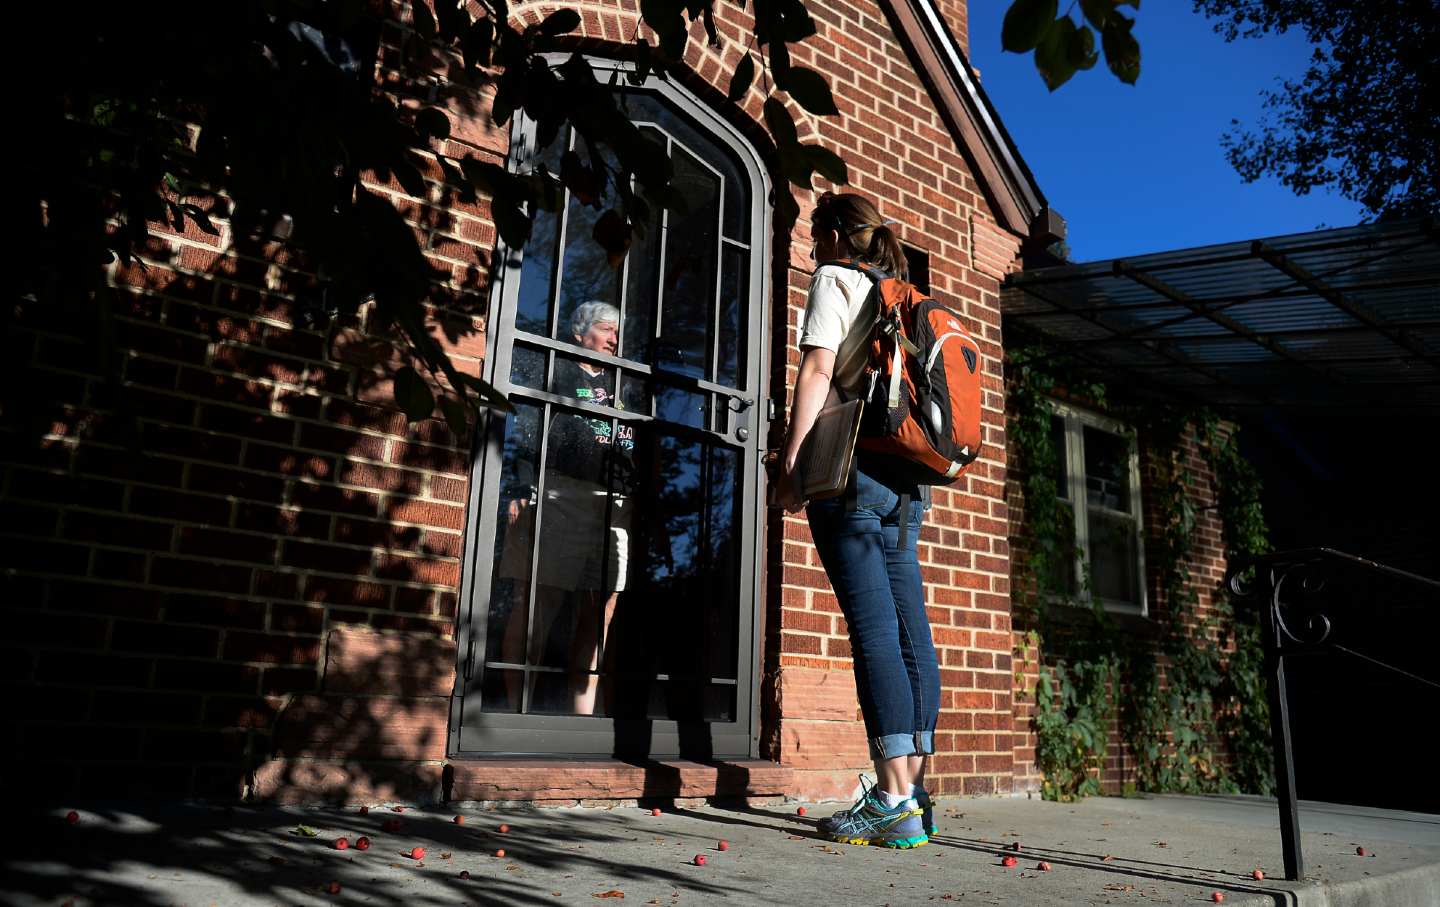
[807, 465, 939, 760]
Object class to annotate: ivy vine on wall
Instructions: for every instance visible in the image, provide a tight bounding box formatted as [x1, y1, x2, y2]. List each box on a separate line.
[1008, 342, 1275, 800]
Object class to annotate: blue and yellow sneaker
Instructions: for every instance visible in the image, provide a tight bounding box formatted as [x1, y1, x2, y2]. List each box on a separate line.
[820, 786, 928, 848]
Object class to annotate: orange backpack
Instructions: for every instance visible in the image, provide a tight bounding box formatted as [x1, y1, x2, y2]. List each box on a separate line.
[829, 260, 984, 485]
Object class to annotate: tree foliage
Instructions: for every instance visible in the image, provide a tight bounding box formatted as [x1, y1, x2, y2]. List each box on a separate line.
[11, 0, 844, 433]
[1193, 0, 1439, 219]
[1001, 0, 1142, 90]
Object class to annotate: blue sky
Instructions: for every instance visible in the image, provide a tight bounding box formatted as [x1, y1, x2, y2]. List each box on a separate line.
[965, 3, 1365, 262]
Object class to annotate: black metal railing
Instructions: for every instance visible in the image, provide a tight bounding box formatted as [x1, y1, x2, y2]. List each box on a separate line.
[1227, 547, 1440, 881]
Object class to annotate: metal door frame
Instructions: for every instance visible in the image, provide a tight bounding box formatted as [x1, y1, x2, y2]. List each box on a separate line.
[448, 57, 773, 759]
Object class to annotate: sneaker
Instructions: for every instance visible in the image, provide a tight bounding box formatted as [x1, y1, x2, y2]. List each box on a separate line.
[914, 784, 938, 836]
[822, 788, 928, 849]
[816, 774, 876, 837]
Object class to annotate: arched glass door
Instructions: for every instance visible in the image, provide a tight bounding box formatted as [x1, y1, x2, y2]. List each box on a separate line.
[453, 75, 770, 758]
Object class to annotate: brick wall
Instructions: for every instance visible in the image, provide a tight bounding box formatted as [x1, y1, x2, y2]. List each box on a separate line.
[1004, 392, 1236, 796]
[3, 0, 1027, 804]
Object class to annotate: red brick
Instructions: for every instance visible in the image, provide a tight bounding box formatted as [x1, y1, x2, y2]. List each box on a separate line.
[273, 694, 448, 760]
[299, 424, 388, 460]
[304, 576, 391, 607]
[93, 690, 204, 724]
[163, 593, 268, 630]
[12, 610, 107, 648]
[129, 486, 232, 525]
[36, 652, 150, 687]
[386, 498, 465, 529]
[235, 503, 331, 539]
[152, 659, 261, 694]
[223, 632, 322, 666]
[186, 463, 286, 501]
[111, 620, 221, 657]
[375, 554, 459, 586]
[150, 557, 254, 594]
[270, 603, 326, 634]
[176, 527, 278, 564]
[322, 628, 456, 696]
[282, 540, 375, 575]
[47, 581, 163, 620]
[243, 443, 336, 480]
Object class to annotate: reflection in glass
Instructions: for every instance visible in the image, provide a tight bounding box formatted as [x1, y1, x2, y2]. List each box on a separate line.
[620, 374, 652, 415]
[625, 92, 750, 241]
[552, 351, 617, 409]
[1050, 415, 1069, 499]
[655, 385, 707, 429]
[1088, 509, 1139, 604]
[487, 402, 542, 666]
[509, 344, 547, 392]
[718, 246, 747, 387]
[1084, 426, 1130, 512]
[620, 128, 667, 362]
[656, 146, 720, 379]
[515, 205, 562, 336]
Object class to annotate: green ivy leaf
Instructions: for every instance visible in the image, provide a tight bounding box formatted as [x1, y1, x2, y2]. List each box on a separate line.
[1002, 0, 1058, 53]
[727, 52, 755, 103]
[1070, 24, 1099, 70]
[394, 366, 436, 423]
[779, 67, 838, 116]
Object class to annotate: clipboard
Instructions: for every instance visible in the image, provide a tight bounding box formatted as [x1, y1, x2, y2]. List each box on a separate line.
[792, 397, 865, 502]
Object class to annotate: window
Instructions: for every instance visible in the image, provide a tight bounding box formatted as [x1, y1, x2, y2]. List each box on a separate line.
[454, 60, 770, 759]
[1048, 403, 1147, 614]
[902, 244, 930, 293]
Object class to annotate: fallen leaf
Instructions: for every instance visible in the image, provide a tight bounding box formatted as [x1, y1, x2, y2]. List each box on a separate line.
[593, 891, 626, 899]
[441, 852, 453, 860]
[787, 835, 804, 840]
[292, 825, 320, 837]
[1101, 854, 1115, 862]
[1153, 841, 1168, 848]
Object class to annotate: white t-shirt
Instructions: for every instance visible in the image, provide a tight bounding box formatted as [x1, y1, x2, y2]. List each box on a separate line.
[799, 264, 875, 397]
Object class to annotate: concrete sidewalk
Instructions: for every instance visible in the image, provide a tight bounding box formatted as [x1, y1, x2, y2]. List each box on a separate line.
[7, 793, 1438, 906]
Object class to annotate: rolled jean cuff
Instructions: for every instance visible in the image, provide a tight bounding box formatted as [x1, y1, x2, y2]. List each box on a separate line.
[869, 733, 919, 760]
[914, 730, 934, 755]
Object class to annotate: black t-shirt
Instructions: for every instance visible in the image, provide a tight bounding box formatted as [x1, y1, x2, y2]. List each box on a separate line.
[544, 360, 636, 492]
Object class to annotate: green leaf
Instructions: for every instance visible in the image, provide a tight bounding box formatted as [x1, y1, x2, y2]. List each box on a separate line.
[1034, 17, 1078, 91]
[539, 9, 582, 36]
[410, 0, 437, 39]
[1102, 12, 1140, 84]
[727, 52, 755, 103]
[394, 366, 436, 422]
[416, 107, 451, 141]
[1080, 0, 1110, 30]
[293, 824, 320, 837]
[803, 144, 848, 186]
[182, 205, 220, 236]
[779, 67, 838, 116]
[1002, 0, 1058, 53]
[1070, 24, 1099, 70]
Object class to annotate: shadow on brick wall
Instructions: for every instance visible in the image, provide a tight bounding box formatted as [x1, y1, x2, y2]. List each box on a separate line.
[2, 195, 490, 805]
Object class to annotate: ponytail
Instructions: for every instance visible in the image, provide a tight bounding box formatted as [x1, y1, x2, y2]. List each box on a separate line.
[814, 191, 908, 280]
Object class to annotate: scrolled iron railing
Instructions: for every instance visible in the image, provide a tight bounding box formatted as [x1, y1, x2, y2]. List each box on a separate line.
[1226, 547, 1440, 881]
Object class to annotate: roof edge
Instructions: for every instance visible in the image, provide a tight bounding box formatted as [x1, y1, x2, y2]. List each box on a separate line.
[880, 0, 1059, 244]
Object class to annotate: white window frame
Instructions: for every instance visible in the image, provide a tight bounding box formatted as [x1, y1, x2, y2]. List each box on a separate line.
[1050, 400, 1148, 616]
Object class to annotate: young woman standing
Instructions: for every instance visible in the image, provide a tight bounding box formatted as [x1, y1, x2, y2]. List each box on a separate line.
[776, 192, 941, 849]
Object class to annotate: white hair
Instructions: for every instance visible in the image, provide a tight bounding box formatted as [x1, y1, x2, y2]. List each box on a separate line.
[569, 300, 620, 341]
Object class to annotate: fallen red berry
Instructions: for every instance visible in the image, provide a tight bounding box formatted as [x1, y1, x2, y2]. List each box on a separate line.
[717, 840, 729, 851]
[495, 848, 506, 858]
[383, 818, 403, 833]
[651, 808, 661, 816]
[65, 811, 80, 825]
[454, 815, 464, 825]
[499, 823, 510, 833]
[1211, 892, 1224, 903]
[359, 805, 369, 814]
[355, 836, 370, 851]
[392, 806, 405, 813]
[459, 870, 470, 880]
[1001, 856, 1018, 867]
[327, 881, 341, 895]
[1037, 861, 1051, 871]
[334, 837, 349, 850]
[796, 807, 806, 816]
[1010, 841, 1021, 851]
[410, 847, 426, 861]
[1252, 869, 1264, 880]
[1356, 846, 1367, 856]
[694, 854, 707, 866]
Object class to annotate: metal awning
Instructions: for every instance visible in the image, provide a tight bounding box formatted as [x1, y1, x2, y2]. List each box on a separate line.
[1001, 217, 1440, 409]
